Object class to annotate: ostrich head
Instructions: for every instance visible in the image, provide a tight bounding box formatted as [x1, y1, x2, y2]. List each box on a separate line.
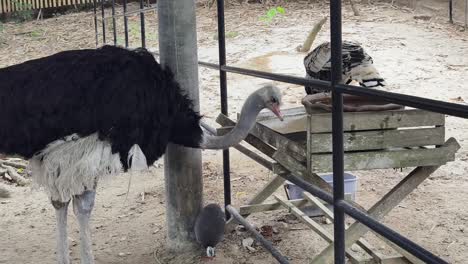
[200, 84, 283, 150]
[254, 84, 283, 121]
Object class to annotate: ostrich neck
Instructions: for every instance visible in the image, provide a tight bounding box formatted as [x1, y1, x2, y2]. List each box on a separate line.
[201, 94, 264, 149]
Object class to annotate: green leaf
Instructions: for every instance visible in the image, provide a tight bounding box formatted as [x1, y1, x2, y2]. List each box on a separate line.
[276, 6, 285, 14]
[267, 9, 277, 19]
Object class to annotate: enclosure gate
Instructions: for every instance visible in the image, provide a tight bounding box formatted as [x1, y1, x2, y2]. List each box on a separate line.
[92, 0, 468, 263]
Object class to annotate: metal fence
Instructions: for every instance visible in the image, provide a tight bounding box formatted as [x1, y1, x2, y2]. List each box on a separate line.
[93, 0, 468, 263]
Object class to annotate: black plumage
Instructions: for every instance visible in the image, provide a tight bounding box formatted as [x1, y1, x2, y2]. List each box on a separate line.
[304, 41, 386, 94]
[0, 45, 202, 170]
[194, 203, 226, 256]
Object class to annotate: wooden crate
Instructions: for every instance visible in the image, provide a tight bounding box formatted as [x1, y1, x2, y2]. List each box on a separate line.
[253, 107, 455, 174]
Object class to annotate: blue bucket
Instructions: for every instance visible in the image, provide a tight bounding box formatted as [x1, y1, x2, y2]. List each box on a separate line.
[284, 173, 357, 217]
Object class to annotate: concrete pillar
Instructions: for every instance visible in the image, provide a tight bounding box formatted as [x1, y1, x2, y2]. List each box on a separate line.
[158, 0, 203, 252]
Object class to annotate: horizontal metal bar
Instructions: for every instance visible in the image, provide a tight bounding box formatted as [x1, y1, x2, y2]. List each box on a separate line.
[225, 205, 290, 264]
[334, 84, 468, 119]
[337, 200, 448, 264]
[196, 61, 468, 119]
[199, 61, 331, 90]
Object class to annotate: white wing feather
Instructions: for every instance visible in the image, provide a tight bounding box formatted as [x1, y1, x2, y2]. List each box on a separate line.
[128, 144, 148, 171]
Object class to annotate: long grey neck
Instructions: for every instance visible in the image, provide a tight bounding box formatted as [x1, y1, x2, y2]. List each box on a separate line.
[201, 93, 264, 149]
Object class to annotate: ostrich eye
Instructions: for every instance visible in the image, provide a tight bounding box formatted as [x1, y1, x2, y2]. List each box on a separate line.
[271, 97, 277, 103]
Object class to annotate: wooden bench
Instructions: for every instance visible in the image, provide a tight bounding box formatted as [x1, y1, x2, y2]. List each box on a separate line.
[216, 106, 460, 264]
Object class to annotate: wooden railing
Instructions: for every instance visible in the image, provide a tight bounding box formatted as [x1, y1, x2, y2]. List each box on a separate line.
[1, 0, 95, 14]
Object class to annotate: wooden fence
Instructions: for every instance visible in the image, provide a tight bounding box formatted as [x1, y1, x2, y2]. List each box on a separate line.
[1, 0, 95, 13]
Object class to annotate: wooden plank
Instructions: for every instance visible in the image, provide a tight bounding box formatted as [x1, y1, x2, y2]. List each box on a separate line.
[274, 195, 365, 263]
[309, 109, 445, 133]
[252, 123, 306, 162]
[272, 149, 332, 192]
[254, 123, 307, 162]
[225, 175, 286, 231]
[312, 165, 442, 264]
[258, 110, 308, 135]
[254, 108, 445, 135]
[239, 198, 309, 215]
[310, 127, 445, 153]
[246, 175, 286, 208]
[233, 112, 307, 162]
[304, 192, 391, 263]
[381, 256, 412, 264]
[310, 139, 458, 173]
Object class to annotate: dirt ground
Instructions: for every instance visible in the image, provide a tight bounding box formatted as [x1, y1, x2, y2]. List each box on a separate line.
[0, 1, 467, 263]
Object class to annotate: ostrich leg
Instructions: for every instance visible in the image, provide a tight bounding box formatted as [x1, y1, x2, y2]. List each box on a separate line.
[73, 190, 96, 264]
[52, 200, 71, 264]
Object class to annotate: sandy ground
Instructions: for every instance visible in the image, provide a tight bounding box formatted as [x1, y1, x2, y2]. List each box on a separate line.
[0, 1, 467, 263]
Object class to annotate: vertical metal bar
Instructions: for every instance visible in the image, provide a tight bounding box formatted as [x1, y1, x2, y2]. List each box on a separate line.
[111, 0, 116, 45]
[100, 0, 106, 44]
[93, 0, 98, 47]
[216, 0, 231, 220]
[139, 0, 146, 47]
[330, 0, 345, 263]
[449, 0, 453, 23]
[123, 0, 129, 47]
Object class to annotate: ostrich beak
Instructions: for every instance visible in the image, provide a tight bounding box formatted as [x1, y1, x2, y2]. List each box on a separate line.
[271, 103, 284, 121]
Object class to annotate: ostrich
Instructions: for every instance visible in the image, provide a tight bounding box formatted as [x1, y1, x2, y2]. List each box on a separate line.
[0, 45, 283, 264]
[194, 203, 225, 259]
